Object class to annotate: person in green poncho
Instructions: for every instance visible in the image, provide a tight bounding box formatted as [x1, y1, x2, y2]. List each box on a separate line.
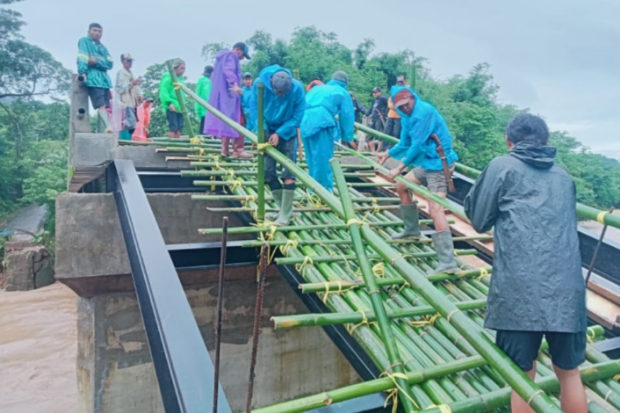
[195, 65, 213, 135]
[159, 59, 186, 139]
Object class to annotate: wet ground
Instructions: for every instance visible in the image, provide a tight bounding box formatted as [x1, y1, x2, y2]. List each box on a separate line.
[0, 283, 77, 413]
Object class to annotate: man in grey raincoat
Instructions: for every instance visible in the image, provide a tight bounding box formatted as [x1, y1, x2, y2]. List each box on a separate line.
[464, 113, 587, 413]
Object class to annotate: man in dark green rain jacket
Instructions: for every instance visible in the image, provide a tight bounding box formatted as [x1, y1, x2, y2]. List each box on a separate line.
[464, 113, 587, 413]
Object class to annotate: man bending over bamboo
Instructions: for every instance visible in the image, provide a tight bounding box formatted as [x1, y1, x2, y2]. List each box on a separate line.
[250, 65, 305, 226]
[464, 114, 587, 413]
[378, 86, 459, 275]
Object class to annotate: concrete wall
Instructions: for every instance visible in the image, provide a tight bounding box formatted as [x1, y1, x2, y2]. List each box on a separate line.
[57, 192, 362, 412]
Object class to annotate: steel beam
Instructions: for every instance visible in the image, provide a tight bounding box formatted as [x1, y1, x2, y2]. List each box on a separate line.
[110, 160, 232, 413]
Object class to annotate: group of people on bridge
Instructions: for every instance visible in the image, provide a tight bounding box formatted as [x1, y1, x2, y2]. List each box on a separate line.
[76, 21, 588, 413]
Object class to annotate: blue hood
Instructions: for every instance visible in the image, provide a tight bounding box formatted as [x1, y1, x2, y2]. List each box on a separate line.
[327, 79, 348, 90]
[259, 65, 294, 95]
[390, 85, 420, 118]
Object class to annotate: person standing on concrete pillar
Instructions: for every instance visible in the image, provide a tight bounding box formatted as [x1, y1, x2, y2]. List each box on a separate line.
[204, 42, 252, 158]
[377, 86, 459, 275]
[249, 65, 305, 225]
[77, 23, 115, 133]
[301, 71, 355, 192]
[159, 59, 186, 139]
[114, 53, 141, 140]
[195, 65, 214, 134]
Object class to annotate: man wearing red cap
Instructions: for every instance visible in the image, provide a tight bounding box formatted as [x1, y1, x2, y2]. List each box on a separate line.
[378, 86, 459, 275]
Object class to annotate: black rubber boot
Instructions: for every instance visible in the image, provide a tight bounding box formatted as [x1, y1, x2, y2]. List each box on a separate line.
[391, 204, 421, 239]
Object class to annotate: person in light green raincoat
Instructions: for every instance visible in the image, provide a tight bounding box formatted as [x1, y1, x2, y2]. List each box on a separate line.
[195, 65, 213, 134]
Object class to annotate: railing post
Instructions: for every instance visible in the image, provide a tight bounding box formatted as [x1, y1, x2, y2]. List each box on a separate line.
[257, 83, 266, 222]
[166, 60, 196, 138]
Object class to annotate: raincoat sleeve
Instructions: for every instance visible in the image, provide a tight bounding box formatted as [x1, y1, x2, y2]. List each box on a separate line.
[464, 159, 503, 233]
[248, 81, 260, 125]
[95, 45, 114, 71]
[77, 38, 90, 75]
[338, 96, 355, 143]
[275, 87, 306, 140]
[388, 121, 412, 160]
[222, 54, 238, 86]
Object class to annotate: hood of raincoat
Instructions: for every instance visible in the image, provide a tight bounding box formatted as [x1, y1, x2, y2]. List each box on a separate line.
[510, 142, 557, 169]
[390, 85, 421, 118]
[326, 79, 348, 90]
[259, 65, 294, 96]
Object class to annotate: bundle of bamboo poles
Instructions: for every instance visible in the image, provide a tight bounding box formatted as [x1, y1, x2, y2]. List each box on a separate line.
[119, 75, 620, 413]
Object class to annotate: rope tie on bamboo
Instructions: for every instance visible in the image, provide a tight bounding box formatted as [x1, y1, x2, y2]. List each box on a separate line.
[476, 268, 490, 281]
[446, 309, 461, 322]
[427, 404, 452, 413]
[614, 374, 620, 382]
[372, 262, 385, 278]
[279, 239, 298, 255]
[409, 313, 440, 328]
[347, 218, 368, 227]
[597, 211, 608, 224]
[257, 142, 271, 153]
[230, 178, 243, 191]
[173, 81, 182, 90]
[346, 310, 373, 334]
[198, 148, 205, 156]
[295, 256, 314, 276]
[587, 328, 596, 344]
[322, 281, 345, 304]
[305, 190, 324, 208]
[527, 390, 544, 407]
[380, 370, 420, 413]
[225, 168, 236, 179]
[189, 137, 204, 145]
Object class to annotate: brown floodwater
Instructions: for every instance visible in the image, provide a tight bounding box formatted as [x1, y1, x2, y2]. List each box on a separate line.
[0, 282, 77, 413]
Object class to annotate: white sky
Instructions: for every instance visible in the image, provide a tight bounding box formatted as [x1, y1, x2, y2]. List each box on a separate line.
[14, 0, 620, 158]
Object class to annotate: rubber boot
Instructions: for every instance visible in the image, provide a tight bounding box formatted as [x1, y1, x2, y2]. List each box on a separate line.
[221, 137, 230, 157]
[274, 189, 294, 226]
[391, 204, 421, 239]
[266, 189, 283, 221]
[98, 108, 114, 134]
[431, 231, 459, 274]
[232, 137, 253, 158]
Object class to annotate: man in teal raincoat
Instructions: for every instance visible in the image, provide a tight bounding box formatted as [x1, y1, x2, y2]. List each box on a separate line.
[77, 23, 114, 133]
[241, 73, 256, 133]
[300, 71, 355, 192]
[249, 65, 305, 225]
[378, 86, 459, 274]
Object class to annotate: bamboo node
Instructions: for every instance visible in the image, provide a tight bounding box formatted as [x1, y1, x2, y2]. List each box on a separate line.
[446, 309, 461, 322]
[527, 390, 544, 406]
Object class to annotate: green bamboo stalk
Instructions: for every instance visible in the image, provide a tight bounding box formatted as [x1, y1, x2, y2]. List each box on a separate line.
[187, 160, 372, 170]
[299, 267, 493, 294]
[166, 60, 195, 138]
[420, 361, 620, 413]
[253, 356, 486, 413]
[257, 82, 266, 221]
[272, 299, 487, 329]
[192, 180, 392, 189]
[198, 219, 442, 235]
[183, 169, 376, 179]
[179, 82, 562, 413]
[275, 249, 477, 265]
[192, 193, 404, 203]
[209, 205, 401, 214]
[330, 158, 417, 412]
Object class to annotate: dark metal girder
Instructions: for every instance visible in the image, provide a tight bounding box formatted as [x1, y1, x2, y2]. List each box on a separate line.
[167, 241, 258, 271]
[110, 160, 232, 413]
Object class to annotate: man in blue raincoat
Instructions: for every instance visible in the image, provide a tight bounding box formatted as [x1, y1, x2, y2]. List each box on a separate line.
[250, 65, 305, 225]
[378, 86, 459, 274]
[300, 71, 355, 192]
[464, 114, 587, 413]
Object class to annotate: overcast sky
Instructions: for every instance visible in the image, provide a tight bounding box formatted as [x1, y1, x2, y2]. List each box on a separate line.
[14, 0, 620, 158]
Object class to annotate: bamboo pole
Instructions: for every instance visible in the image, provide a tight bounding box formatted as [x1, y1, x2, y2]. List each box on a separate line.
[298, 267, 493, 294]
[192, 180, 392, 188]
[182, 169, 376, 179]
[192, 194, 405, 204]
[166, 61, 195, 138]
[275, 249, 477, 265]
[331, 158, 417, 412]
[198, 219, 442, 235]
[272, 299, 487, 329]
[257, 83, 266, 222]
[209, 205, 402, 213]
[178, 82, 564, 413]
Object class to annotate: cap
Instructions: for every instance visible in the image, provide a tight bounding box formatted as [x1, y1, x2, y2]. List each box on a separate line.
[172, 58, 185, 69]
[393, 89, 413, 108]
[331, 71, 349, 84]
[121, 53, 134, 61]
[243, 72, 253, 79]
[372, 87, 381, 93]
[271, 71, 292, 95]
[233, 42, 251, 59]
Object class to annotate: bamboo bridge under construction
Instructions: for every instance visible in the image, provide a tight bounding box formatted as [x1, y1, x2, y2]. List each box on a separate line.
[54, 70, 620, 413]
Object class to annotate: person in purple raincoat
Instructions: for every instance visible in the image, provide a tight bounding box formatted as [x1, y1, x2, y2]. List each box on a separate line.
[204, 42, 252, 158]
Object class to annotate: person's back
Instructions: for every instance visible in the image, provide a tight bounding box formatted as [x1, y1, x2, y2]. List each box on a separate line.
[302, 80, 354, 142]
[464, 113, 587, 413]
